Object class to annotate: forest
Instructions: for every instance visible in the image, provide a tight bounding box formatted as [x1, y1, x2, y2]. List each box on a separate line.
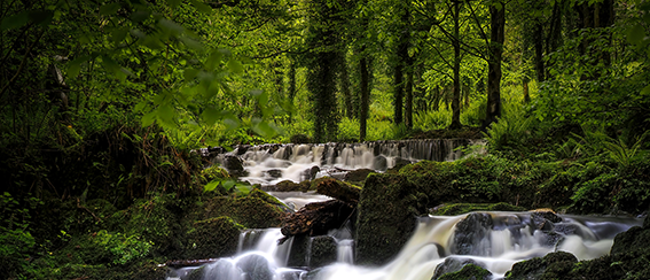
[1, 0, 650, 279]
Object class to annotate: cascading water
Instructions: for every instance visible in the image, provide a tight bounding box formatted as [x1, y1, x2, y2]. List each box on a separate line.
[166, 211, 640, 280]
[201, 139, 485, 186]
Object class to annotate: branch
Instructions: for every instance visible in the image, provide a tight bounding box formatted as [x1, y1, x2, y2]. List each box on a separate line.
[0, 27, 45, 101]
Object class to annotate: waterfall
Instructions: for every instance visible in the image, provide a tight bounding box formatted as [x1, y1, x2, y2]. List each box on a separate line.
[201, 139, 486, 186]
[165, 211, 640, 280]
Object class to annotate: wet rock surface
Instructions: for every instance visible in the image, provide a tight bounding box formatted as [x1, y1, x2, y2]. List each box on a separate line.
[432, 257, 484, 279]
[452, 213, 494, 256]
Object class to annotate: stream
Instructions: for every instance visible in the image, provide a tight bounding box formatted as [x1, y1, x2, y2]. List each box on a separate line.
[178, 140, 642, 280]
[166, 192, 640, 280]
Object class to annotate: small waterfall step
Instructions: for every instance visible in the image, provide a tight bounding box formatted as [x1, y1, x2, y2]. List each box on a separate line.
[199, 139, 485, 186]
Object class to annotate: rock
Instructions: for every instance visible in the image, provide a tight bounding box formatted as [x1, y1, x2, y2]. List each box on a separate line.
[281, 200, 354, 237]
[236, 254, 274, 280]
[200, 190, 286, 228]
[287, 234, 310, 267]
[265, 180, 303, 192]
[356, 173, 427, 265]
[430, 203, 526, 216]
[504, 251, 577, 280]
[373, 155, 388, 171]
[222, 155, 246, 177]
[302, 166, 320, 181]
[290, 134, 311, 144]
[432, 257, 483, 280]
[185, 217, 244, 259]
[436, 263, 492, 280]
[611, 225, 650, 255]
[265, 169, 283, 178]
[452, 213, 493, 256]
[387, 157, 412, 173]
[343, 168, 375, 185]
[315, 177, 361, 204]
[310, 236, 337, 268]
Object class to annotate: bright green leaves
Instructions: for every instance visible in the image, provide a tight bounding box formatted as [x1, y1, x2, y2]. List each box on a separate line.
[191, 0, 213, 14]
[204, 179, 251, 195]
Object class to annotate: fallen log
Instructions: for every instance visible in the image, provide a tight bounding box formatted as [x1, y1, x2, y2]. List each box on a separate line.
[314, 177, 361, 204]
[163, 258, 219, 268]
[280, 199, 354, 241]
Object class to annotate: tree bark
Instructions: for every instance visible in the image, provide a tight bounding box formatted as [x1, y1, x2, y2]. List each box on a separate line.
[484, 1, 505, 128]
[359, 55, 369, 141]
[449, 0, 462, 130]
[405, 57, 414, 129]
[338, 52, 354, 119]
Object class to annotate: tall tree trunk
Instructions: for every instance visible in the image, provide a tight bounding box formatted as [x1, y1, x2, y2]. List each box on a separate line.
[359, 55, 369, 141]
[449, 0, 462, 130]
[405, 58, 414, 129]
[533, 23, 545, 83]
[484, 1, 505, 128]
[393, 43, 407, 126]
[523, 76, 531, 103]
[338, 52, 354, 119]
[287, 59, 297, 123]
[414, 63, 426, 113]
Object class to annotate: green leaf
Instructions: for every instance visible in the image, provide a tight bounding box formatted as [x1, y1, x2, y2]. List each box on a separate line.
[67, 56, 90, 79]
[204, 180, 220, 192]
[253, 121, 277, 138]
[29, 10, 54, 26]
[159, 18, 184, 35]
[0, 11, 30, 31]
[183, 68, 199, 80]
[167, 0, 182, 9]
[111, 28, 129, 44]
[223, 117, 240, 131]
[191, 0, 212, 14]
[100, 3, 121, 16]
[627, 24, 645, 44]
[179, 36, 203, 50]
[202, 107, 221, 124]
[227, 59, 244, 75]
[141, 111, 156, 127]
[222, 180, 236, 191]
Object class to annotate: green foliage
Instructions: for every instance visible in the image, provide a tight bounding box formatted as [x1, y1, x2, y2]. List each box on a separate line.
[92, 230, 152, 265]
[484, 104, 533, 153]
[0, 193, 39, 278]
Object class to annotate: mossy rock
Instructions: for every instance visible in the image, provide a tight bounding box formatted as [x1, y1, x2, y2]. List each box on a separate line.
[310, 235, 337, 268]
[611, 224, 650, 256]
[184, 216, 244, 259]
[355, 173, 428, 265]
[343, 168, 376, 185]
[505, 251, 577, 280]
[436, 263, 492, 280]
[200, 192, 286, 228]
[430, 202, 526, 216]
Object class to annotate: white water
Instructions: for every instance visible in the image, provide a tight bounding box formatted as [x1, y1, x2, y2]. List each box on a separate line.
[208, 140, 484, 186]
[167, 212, 640, 280]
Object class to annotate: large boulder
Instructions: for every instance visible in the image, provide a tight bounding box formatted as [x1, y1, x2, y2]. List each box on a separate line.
[432, 257, 484, 280]
[310, 236, 338, 268]
[452, 213, 493, 256]
[436, 263, 492, 280]
[504, 251, 578, 280]
[184, 216, 244, 259]
[355, 173, 428, 265]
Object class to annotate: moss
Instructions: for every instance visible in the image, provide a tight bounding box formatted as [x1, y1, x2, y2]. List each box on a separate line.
[431, 202, 526, 216]
[356, 173, 427, 265]
[505, 251, 577, 280]
[200, 192, 286, 228]
[436, 263, 492, 280]
[309, 236, 337, 268]
[184, 216, 244, 259]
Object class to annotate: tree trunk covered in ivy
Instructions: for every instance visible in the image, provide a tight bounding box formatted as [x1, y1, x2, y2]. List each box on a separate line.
[338, 52, 354, 119]
[305, 0, 340, 142]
